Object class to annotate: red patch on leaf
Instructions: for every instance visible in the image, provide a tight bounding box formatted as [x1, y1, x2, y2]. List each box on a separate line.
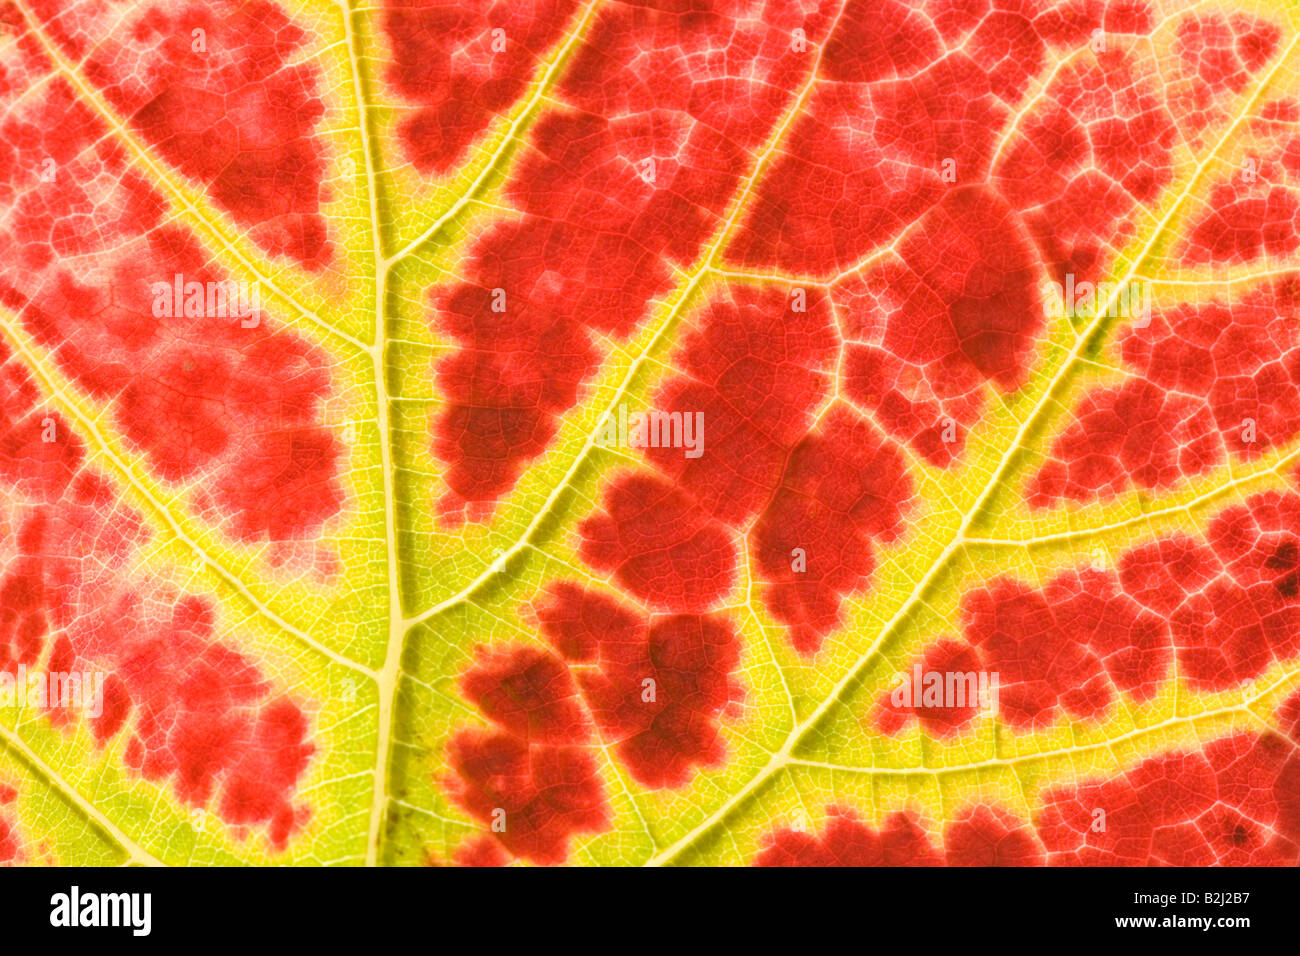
[728, 2, 1009, 274]
[0, 43, 343, 543]
[882, 564, 1173, 736]
[382, 0, 583, 174]
[730, 0, 1171, 284]
[0, 345, 316, 850]
[838, 185, 1045, 465]
[1169, 13, 1282, 141]
[643, 285, 840, 522]
[752, 407, 913, 652]
[447, 641, 607, 864]
[1037, 718, 1300, 865]
[446, 729, 608, 866]
[756, 809, 943, 867]
[888, 186, 1045, 390]
[453, 834, 510, 867]
[0, 783, 21, 863]
[579, 286, 912, 654]
[944, 805, 1045, 866]
[1169, 492, 1300, 689]
[764, 688, 1300, 866]
[0, 813, 20, 865]
[537, 584, 743, 790]
[460, 644, 589, 745]
[533, 580, 639, 664]
[960, 567, 1170, 730]
[429, 0, 836, 517]
[1033, 280, 1300, 506]
[28, 0, 333, 268]
[757, 805, 1044, 867]
[442, 582, 747, 862]
[1180, 181, 1300, 266]
[1118, 495, 1300, 691]
[1116, 534, 1219, 615]
[889, 489, 1300, 740]
[578, 474, 737, 614]
[576, 610, 742, 790]
[53, 590, 316, 849]
[1029, 381, 1223, 505]
[994, 47, 1176, 284]
[873, 639, 988, 738]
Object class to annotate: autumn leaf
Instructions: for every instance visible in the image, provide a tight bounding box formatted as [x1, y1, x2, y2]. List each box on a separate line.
[0, 0, 1299, 869]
